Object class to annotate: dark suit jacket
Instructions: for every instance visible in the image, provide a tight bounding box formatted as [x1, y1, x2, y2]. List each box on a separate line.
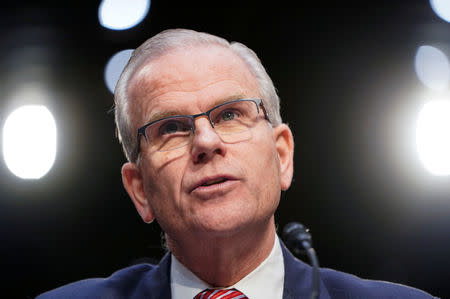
[36, 240, 437, 298]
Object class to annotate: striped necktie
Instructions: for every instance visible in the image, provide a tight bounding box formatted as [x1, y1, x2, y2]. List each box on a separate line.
[194, 288, 248, 299]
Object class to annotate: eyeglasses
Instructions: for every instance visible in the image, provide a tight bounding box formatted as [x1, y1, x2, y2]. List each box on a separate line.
[137, 98, 269, 153]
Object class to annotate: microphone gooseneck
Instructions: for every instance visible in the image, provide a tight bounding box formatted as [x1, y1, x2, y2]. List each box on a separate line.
[282, 222, 320, 299]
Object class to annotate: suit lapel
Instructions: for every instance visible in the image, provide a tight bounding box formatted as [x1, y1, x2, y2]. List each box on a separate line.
[281, 240, 331, 299]
[132, 253, 172, 299]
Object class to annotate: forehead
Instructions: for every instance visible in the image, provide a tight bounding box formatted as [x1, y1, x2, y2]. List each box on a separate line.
[128, 45, 259, 124]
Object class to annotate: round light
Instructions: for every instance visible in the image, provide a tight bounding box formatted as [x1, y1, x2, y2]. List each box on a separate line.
[430, 0, 450, 23]
[104, 49, 133, 94]
[415, 45, 450, 91]
[99, 0, 150, 30]
[2, 105, 57, 179]
[416, 100, 450, 175]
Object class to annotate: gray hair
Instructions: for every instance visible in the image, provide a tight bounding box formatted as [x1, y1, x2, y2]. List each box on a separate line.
[114, 28, 282, 163]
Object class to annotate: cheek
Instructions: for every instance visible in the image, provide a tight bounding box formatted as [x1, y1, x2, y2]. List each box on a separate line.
[147, 150, 187, 187]
[261, 147, 282, 201]
[141, 156, 187, 214]
[256, 130, 280, 176]
[243, 135, 281, 204]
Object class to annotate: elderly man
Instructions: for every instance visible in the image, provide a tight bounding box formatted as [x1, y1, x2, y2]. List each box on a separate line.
[36, 29, 437, 298]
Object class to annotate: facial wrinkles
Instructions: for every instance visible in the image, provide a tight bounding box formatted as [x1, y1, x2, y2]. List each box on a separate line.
[131, 51, 230, 94]
[129, 47, 259, 122]
[146, 116, 275, 236]
[139, 81, 248, 125]
[141, 154, 184, 223]
[137, 95, 257, 207]
[130, 46, 269, 228]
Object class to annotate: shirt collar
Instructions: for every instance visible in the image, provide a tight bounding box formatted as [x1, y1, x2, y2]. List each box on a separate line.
[170, 235, 284, 299]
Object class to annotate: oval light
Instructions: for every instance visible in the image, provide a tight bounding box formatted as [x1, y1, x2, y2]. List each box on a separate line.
[416, 100, 450, 175]
[99, 0, 150, 30]
[3, 105, 57, 179]
[430, 0, 450, 23]
[104, 49, 133, 93]
[415, 45, 450, 91]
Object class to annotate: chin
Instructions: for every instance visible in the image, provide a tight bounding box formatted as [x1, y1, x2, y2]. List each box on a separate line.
[194, 214, 259, 239]
[192, 216, 241, 232]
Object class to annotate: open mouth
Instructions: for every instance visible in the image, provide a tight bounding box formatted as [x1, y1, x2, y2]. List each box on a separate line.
[190, 176, 234, 193]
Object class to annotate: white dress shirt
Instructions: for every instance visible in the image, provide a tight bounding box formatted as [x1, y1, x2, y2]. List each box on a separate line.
[170, 235, 284, 299]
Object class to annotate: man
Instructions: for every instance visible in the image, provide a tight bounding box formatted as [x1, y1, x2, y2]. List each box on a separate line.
[36, 29, 437, 298]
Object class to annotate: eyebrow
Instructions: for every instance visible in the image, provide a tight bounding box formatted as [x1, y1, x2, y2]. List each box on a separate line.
[146, 111, 184, 125]
[144, 94, 246, 124]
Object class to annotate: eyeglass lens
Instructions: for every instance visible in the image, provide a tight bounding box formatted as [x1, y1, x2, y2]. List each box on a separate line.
[144, 100, 260, 152]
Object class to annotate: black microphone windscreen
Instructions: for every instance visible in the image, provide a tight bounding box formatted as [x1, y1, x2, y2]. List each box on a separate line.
[282, 222, 312, 253]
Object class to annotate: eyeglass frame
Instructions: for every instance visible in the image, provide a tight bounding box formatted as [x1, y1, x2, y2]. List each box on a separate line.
[136, 98, 271, 155]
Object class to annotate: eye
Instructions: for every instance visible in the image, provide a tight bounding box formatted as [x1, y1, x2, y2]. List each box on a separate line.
[220, 110, 237, 121]
[158, 120, 190, 135]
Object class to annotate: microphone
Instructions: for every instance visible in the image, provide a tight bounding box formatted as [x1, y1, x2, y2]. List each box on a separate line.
[282, 222, 320, 299]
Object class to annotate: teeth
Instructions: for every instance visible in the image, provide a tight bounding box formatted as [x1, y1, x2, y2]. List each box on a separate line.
[202, 178, 226, 186]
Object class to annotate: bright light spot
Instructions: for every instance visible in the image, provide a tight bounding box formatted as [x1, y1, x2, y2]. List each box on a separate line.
[415, 45, 450, 91]
[3, 105, 57, 179]
[104, 49, 133, 93]
[430, 0, 450, 22]
[99, 0, 150, 30]
[416, 100, 450, 175]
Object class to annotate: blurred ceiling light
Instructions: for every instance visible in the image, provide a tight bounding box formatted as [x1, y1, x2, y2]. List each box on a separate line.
[415, 45, 450, 91]
[416, 100, 450, 176]
[430, 0, 450, 22]
[3, 105, 57, 179]
[104, 49, 133, 93]
[99, 0, 150, 30]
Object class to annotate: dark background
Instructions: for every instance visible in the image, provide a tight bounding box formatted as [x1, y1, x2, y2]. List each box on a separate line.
[0, 1, 449, 298]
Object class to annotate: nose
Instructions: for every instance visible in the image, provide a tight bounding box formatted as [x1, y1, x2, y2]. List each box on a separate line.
[190, 116, 226, 163]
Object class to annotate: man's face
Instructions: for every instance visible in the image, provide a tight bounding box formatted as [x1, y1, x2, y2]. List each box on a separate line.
[123, 45, 293, 242]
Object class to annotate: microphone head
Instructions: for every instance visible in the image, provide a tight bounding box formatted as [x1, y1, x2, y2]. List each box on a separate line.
[282, 222, 313, 255]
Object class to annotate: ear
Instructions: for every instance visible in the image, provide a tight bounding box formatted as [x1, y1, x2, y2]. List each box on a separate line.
[121, 162, 155, 223]
[273, 124, 294, 191]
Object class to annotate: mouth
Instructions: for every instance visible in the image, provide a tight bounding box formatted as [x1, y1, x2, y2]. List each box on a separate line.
[190, 175, 236, 193]
[201, 177, 228, 186]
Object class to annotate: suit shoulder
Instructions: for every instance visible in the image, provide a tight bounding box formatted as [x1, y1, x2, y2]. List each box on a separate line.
[320, 267, 437, 299]
[35, 263, 158, 299]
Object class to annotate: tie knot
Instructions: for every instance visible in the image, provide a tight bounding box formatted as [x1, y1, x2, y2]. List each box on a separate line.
[194, 288, 248, 299]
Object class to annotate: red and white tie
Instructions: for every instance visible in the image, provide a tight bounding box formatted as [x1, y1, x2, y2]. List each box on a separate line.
[194, 288, 248, 299]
